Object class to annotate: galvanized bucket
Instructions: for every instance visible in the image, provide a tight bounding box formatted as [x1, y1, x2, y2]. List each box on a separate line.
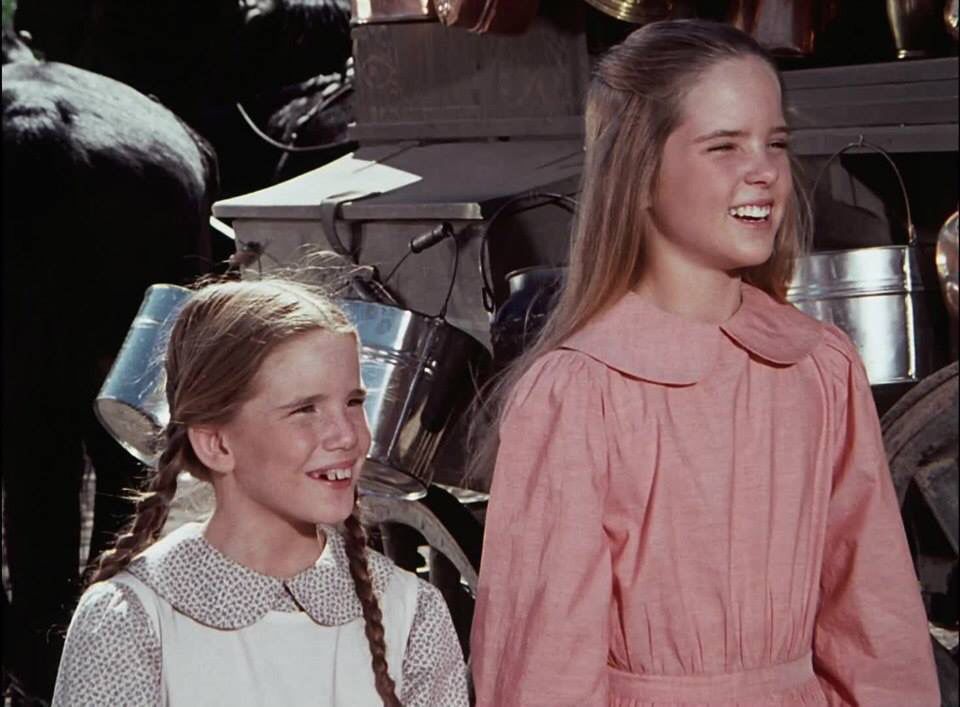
[339, 299, 490, 500]
[94, 284, 192, 465]
[787, 245, 941, 385]
[788, 139, 941, 386]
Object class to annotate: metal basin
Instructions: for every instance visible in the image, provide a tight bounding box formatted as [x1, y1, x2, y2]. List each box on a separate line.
[787, 245, 942, 386]
[339, 299, 490, 500]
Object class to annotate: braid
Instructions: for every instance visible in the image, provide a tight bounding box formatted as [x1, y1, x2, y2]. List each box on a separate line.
[343, 511, 402, 707]
[87, 424, 185, 584]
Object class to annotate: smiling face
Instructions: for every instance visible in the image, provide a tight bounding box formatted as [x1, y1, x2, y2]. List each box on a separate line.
[645, 56, 792, 276]
[210, 328, 371, 530]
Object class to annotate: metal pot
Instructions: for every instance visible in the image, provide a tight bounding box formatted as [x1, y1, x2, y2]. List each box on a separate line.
[887, 0, 946, 58]
[937, 210, 958, 321]
[339, 299, 490, 499]
[351, 0, 435, 24]
[947, 0, 959, 41]
[727, 0, 840, 56]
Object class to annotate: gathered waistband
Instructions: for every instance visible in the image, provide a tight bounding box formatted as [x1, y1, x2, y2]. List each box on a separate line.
[608, 653, 815, 703]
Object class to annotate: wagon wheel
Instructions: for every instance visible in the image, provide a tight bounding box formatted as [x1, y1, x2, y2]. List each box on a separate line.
[360, 485, 484, 659]
[881, 361, 959, 704]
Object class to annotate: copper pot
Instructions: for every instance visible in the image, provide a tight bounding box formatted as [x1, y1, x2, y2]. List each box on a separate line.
[727, 0, 841, 55]
[937, 210, 959, 321]
[351, 0, 435, 24]
[945, 0, 959, 41]
[887, 0, 946, 58]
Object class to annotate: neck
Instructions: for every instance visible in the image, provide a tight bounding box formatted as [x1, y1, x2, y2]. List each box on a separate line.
[637, 250, 742, 325]
[204, 504, 325, 579]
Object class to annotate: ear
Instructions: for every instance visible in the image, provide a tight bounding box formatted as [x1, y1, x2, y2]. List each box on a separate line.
[186, 425, 235, 475]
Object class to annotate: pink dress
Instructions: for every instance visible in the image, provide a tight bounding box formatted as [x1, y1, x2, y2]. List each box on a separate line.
[470, 284, 939, 707]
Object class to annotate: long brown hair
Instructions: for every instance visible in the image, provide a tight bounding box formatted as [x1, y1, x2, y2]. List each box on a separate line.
[469, 20, 811, 484]
[88, 278, 401, 706]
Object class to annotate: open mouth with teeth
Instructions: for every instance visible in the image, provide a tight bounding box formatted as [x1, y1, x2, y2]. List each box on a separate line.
[306, 465, 354, 485]
[728, 203, 772, 223]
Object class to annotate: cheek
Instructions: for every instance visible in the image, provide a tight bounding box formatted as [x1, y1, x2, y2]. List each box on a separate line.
[267, 424, 317, 463]
[356, 416, 372, 452]
[778, 161, 794, 195]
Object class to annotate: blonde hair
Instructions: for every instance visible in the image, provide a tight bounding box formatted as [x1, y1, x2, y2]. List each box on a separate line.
[469, 20, 811, 483]
[89, 278, 401, 706]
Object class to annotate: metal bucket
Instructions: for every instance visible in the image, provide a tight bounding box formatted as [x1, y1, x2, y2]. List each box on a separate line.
[489, 266, 565, 365]
[787, 245, 941, 385]
[339, 299, 490, 500]
[94, 284, 192, 465]
[789, 138, 946, 386]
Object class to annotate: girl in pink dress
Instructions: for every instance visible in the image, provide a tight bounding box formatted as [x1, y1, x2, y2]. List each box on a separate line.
[469, 20, 939, 707]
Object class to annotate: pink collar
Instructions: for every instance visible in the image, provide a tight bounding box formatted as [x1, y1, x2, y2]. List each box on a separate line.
[560, 283, 823, 385]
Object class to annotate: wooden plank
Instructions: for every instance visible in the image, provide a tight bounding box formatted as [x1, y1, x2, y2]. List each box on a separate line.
[788, 97, 958, 128]
[790, 123, 959, 155]
[786, 79, 957, 107]
[352, 17, 589, 129]
[340, 201, 482, 220]
[782, 57, 958, 90]
[348, 116, 585, 141]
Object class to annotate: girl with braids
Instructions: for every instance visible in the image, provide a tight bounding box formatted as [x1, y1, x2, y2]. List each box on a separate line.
[52, 279, 469, 706]
[469, 19, 938, 707]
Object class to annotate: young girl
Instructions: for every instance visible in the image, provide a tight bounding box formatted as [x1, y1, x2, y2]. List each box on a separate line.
[470, 20, 939, 707]
[52, 279, 469, 706]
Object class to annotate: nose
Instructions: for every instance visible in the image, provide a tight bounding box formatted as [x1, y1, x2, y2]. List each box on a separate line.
[744, 148, 780, 187]
[321, 411, 359, 451]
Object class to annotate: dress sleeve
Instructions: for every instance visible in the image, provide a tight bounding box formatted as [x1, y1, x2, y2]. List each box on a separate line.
[470, 352, 612, 707]
[51, 581, 162, 706]
[813, 335, 940, 706]
[399, 580, 469, 707]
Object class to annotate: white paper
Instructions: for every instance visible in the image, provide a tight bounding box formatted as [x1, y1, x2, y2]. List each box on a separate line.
[212, 153, 422, 216]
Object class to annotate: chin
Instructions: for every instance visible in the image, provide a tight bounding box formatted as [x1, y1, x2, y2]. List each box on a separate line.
[735, 247, 775, 270]
[294, 495, 356, 528]
[327, 495, 358, 525]
[725, 234, 777, 269]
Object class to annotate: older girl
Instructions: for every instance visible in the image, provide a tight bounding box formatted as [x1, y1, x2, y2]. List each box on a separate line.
[470, 20, 939, 707]
[53, 279, 469, 706]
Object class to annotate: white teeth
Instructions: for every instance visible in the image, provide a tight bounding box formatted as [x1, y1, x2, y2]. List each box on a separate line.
[308, 466, 353, 481]
[322, 467, 352, 481]
[729, 204, 771, 219]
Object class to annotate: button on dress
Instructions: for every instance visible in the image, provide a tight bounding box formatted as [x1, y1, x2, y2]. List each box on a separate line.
[471, 284, 939, 706]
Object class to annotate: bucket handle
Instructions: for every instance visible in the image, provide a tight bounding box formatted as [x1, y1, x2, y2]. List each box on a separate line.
[810, 135, 916, 247]
[479, 191, 578, 313]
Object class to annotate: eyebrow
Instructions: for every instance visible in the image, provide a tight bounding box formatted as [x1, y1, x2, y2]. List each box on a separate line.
[693, 126, 791, 143]
[279, 388, 367, 410]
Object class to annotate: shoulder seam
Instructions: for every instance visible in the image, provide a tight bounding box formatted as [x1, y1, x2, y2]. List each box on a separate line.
[108, 574, 163, 641]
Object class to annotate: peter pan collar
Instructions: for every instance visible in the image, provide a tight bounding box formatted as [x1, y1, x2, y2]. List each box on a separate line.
[124, 522, 395, 630]
[560, 283, 823, 385]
